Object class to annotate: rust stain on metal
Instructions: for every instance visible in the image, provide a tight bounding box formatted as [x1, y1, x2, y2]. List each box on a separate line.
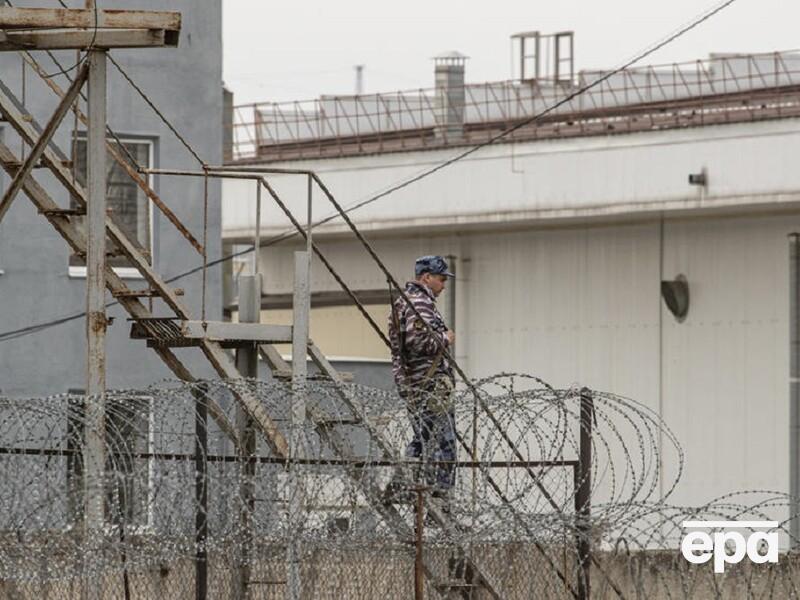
[107, 144, 204, 255]
[0, 29, 169, 51]
[88, 312, 107, 335]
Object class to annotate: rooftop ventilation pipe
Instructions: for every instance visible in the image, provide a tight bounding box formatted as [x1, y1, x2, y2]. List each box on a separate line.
[433, 51, 467, 141]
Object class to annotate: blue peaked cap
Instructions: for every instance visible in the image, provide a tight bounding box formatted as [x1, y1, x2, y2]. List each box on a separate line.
[415, 255, 455, 278]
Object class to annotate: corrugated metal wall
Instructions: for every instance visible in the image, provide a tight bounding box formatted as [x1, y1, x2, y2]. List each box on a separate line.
[252, 212, 798, 504]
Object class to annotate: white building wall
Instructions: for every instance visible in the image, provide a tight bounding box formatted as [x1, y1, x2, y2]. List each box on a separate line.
[223, 117, 800, 508]
[662, 215, 791, 506]
[251, 212, 797, 507]
[224, 118, 800, 242]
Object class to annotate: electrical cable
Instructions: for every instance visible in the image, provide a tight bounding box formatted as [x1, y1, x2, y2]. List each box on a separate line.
[107, 53, 207, 167]
[325, 0, 741, 219]
[0, 0, 741, 343]
[221, 0, 745, 237]
[7, 0, 140, 170]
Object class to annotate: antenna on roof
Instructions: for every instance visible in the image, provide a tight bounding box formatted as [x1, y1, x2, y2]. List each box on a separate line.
[511, 31, 574, 83]
[354, 64, 364, 95]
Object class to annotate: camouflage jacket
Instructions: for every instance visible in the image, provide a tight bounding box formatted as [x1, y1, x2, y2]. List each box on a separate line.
[388, 281, 454, 395]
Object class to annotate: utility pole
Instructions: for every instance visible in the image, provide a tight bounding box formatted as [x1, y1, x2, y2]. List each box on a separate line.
[85, 46, 107, 600]
[86, 0, 106, 573]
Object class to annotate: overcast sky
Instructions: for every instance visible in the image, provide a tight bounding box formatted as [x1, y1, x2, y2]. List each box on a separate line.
[223, 0, 799, 107]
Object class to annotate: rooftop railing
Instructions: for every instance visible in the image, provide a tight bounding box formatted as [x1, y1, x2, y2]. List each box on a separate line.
[229, 50, 800, 163]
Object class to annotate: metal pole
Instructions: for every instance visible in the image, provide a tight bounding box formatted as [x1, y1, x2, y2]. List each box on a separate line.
[355, 65, 364, 95]
[570, 34, 575, 81]
[84, 45, 107, 532]
[306, 174, 313, 256]
[444, 255, 456, 349]
[292, 252, 309, 425]
[575, 388, 593, 600]
[414, 487, 425, 600]
[236, 275, 260, 597]
[555, 35, 561, 82]
[195, 385, 209, 600]
[254, 182, 261, 276]
[287, 251, 310, 600]
[790, 233, 800, 546]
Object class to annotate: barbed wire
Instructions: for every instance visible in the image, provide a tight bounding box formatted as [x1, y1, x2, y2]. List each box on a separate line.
[0, 375, 796, 598]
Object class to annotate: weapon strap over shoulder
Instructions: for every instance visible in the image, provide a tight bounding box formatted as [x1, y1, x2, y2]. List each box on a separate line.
[388, 281, 409, 375]
[419, 344, 446, 388]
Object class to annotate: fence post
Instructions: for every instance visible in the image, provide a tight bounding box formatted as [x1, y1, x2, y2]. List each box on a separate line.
[287, 250, 310, 600]
[236, 275, 261, 597]
[575, 387, 593, 600]
[195, 384, 209, 600]
[790, 233, 800, 547]
[414, 486, 426, 600]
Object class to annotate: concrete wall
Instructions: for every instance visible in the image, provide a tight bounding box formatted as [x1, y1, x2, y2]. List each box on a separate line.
[5, 546, 800, 599]
[0, 1, 223, 396]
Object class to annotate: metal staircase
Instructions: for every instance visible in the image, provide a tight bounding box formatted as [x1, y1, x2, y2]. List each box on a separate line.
[0, 66, 287, 456]
[0, 51, 504, 598]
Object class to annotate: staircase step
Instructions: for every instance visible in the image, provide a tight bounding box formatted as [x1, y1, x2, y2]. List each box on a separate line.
[112, 287, 184, 298]
[74, 249, 126, 258]
[2, 159, 70, 168]
[181, 321, 292, 344]
[130, 319, 297, 349]
[39, 207, 85, 217]
[130, 317, 185, 345]
[316, 417, 363, 428]
[38, 206, 118, 217]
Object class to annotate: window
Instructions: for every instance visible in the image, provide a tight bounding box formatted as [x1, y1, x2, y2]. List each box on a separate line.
[68, 137, 154, 277]
[66, 391, 154, 529]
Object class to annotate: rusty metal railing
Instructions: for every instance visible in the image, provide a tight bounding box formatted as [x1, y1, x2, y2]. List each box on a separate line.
[229, 50, 800, 163]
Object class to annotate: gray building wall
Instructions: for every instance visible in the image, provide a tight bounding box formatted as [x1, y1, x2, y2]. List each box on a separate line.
[0, 0, 223, 396]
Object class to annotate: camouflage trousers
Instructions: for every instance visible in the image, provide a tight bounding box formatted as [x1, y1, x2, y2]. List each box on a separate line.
[405, 376, 457, 491]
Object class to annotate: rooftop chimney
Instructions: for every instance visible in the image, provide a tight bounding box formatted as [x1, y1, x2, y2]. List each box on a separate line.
[433, 51, 468, 141]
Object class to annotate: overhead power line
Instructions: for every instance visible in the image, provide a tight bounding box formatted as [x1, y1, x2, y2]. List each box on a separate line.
[331, 0, 740, 218]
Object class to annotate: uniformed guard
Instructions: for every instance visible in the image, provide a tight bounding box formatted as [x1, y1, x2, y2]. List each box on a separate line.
[387, 255, 457, 501]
